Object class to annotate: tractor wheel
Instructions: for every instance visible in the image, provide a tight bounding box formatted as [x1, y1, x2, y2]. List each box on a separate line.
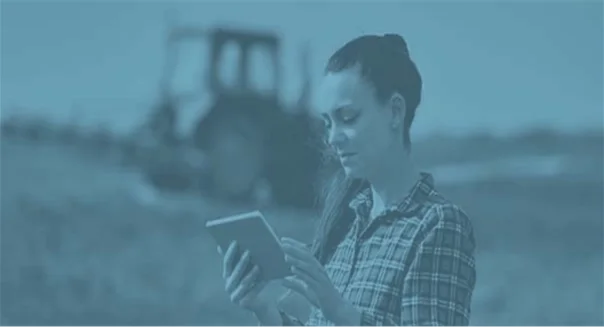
[204, 113, 267, 202]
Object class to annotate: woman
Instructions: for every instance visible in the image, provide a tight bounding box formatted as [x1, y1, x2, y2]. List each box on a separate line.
[218, 33, 477, 326]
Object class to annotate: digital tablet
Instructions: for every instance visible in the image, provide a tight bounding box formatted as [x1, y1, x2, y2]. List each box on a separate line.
[205, 210, 291, 281]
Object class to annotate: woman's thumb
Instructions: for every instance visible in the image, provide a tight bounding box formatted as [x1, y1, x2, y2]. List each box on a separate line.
[281, 277, 306, 296]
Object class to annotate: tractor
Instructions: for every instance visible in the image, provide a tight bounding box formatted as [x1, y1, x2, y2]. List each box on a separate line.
[138, 24, 324, 209]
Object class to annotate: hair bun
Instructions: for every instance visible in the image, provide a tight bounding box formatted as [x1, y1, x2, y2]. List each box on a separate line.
[382, 34, 409, 56]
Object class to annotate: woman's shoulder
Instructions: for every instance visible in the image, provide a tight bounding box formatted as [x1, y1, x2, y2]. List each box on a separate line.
[416, 191, 474, 240]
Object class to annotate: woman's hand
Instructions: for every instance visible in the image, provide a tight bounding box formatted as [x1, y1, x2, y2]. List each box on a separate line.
[218, 241, 269, 313]
[280, 237, 360, 325]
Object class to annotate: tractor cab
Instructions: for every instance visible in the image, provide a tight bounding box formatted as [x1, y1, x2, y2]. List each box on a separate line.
[144, 24, 322, 208]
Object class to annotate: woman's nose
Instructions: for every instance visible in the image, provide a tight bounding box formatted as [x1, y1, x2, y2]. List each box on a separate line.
[327, 127, 347, 148]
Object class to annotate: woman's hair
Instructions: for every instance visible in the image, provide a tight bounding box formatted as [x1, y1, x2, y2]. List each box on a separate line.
[310, 34, 423, 264]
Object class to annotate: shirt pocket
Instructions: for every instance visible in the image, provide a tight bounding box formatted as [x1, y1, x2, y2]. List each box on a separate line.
[345, 236, 409, 314]
[324, 238, 356, 294]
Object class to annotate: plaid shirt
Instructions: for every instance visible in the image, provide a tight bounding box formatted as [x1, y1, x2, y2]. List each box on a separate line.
[279, 173, 476, 326]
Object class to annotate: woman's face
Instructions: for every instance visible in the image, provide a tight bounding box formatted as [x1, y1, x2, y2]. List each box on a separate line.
[313, 65, 404, 179]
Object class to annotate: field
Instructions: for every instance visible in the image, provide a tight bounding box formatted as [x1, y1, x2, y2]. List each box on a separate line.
[1, 138, 602, 325]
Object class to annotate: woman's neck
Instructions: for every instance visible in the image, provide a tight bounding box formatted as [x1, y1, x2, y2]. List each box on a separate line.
[368, 150, 419, 219]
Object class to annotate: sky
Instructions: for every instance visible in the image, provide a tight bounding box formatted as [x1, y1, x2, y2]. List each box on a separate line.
[1, 0, 602, 138]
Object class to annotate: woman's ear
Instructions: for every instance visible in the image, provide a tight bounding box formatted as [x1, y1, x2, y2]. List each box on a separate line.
[389, 92, 406, 130]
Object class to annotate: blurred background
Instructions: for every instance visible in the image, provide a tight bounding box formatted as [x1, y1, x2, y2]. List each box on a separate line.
[1, 1, 602, 325]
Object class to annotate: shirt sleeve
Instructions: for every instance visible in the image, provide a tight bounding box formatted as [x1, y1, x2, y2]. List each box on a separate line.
[278, 310, 305, 326]
[359, 205, 477, 326]
[276, 244, 314, 325]
[274, 289, 307, 326]
[258, 310, 312, 327]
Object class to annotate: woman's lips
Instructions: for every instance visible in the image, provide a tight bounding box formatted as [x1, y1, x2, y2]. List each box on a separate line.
[339, 153, 357, 160]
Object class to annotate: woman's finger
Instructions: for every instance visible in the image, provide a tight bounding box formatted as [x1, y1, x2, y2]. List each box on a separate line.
[226, 250, 251, 293]
[282, 243, 328, 281]
[282, 278, 308, 298]
[285, 249, 327, 281]
[282, 276, 318, 307]
[281, 237, 308, 248]
[282, 276, 307, 295]
[231, 265, 262, 303]
[223, 241, 238, 278]
[285, 255, 318, 280]
[281, 241, 316, 263]
[289, 264, 320, 290]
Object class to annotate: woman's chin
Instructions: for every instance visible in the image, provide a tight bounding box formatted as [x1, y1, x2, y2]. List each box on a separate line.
[342, 165, 361, 178]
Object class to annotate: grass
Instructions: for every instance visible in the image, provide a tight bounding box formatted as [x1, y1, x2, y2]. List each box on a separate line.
[1, 139, 602, 325]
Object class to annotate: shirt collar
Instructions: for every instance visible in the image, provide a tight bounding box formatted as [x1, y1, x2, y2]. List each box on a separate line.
[348, 172, 436, 221]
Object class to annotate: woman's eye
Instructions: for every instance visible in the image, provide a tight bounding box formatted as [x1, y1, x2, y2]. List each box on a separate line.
[340, 110, 358, 123]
